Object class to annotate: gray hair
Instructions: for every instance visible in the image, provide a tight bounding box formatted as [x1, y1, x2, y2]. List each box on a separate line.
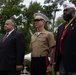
[6, 19, 17, 27]
[10, 19, 17, 27]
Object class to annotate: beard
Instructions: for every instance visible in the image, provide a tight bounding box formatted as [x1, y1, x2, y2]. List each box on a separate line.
[63, 13, 73, 22]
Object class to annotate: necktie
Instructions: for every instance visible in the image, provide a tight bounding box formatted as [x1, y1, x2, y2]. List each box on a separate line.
[2, 32, 8, 43]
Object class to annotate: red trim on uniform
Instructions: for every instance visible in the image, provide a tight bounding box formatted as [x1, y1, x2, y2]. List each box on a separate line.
[45, 57, 49, 75]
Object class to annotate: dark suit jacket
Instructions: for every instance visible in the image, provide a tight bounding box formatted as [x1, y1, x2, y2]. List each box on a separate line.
[0, 30, 25, 71]
[55, 18, 76, 72]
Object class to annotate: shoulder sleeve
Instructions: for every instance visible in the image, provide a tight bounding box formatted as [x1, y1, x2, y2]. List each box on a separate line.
[47, 32, 55, 48]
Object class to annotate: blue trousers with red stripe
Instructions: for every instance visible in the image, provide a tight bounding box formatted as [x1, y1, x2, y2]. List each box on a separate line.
[31, 57, 49, 75]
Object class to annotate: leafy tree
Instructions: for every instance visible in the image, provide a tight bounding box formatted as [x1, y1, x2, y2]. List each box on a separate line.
[42, 5, 53, 31]
[44, 0, 66, 33]
[0, 0, 25, 34]
[54, 15, 65, 39]
[55, 15, 65, 27]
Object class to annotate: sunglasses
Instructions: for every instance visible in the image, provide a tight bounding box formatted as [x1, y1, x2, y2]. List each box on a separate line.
[34, 19, 43, 22]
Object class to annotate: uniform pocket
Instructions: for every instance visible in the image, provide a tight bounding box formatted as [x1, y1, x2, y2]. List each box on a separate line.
[38, 38, 46, 42]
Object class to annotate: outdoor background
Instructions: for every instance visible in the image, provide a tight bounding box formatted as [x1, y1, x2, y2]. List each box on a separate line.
[0, 0, 76, 75]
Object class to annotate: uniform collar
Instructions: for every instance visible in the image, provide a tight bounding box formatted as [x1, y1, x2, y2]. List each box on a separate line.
[35, 29, 46, 35]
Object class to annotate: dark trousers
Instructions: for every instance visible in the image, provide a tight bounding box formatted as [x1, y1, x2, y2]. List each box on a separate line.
[60, 73, 76, 75]
[59, 60, 76, 75]
[0, 71, 20, 75]
[31, 57, 49, 75]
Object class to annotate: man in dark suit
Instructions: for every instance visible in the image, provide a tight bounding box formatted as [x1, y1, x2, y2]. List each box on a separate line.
[0, 19, 25, 75]
[54, 1, 76, 75]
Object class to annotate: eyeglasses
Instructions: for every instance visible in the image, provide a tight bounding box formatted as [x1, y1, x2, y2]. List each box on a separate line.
[34, 19, 43, 22]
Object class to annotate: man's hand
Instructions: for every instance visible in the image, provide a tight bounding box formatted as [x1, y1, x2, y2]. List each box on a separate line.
[16, 65, 23, 71]
[46, 65, 52, 73]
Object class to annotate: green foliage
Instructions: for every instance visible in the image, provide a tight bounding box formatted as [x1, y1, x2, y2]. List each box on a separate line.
[0, 0, 25, 34]
[70, 0, 76, 5]
[54, 15, 65, 40]
[44, 0, 63, 33]
[42, 5, 53, 20]
[24, 59, 31, 67]
[26, 1, 43, 21]
[42, 5, 53, 32]
[55, 15, 65, 27]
